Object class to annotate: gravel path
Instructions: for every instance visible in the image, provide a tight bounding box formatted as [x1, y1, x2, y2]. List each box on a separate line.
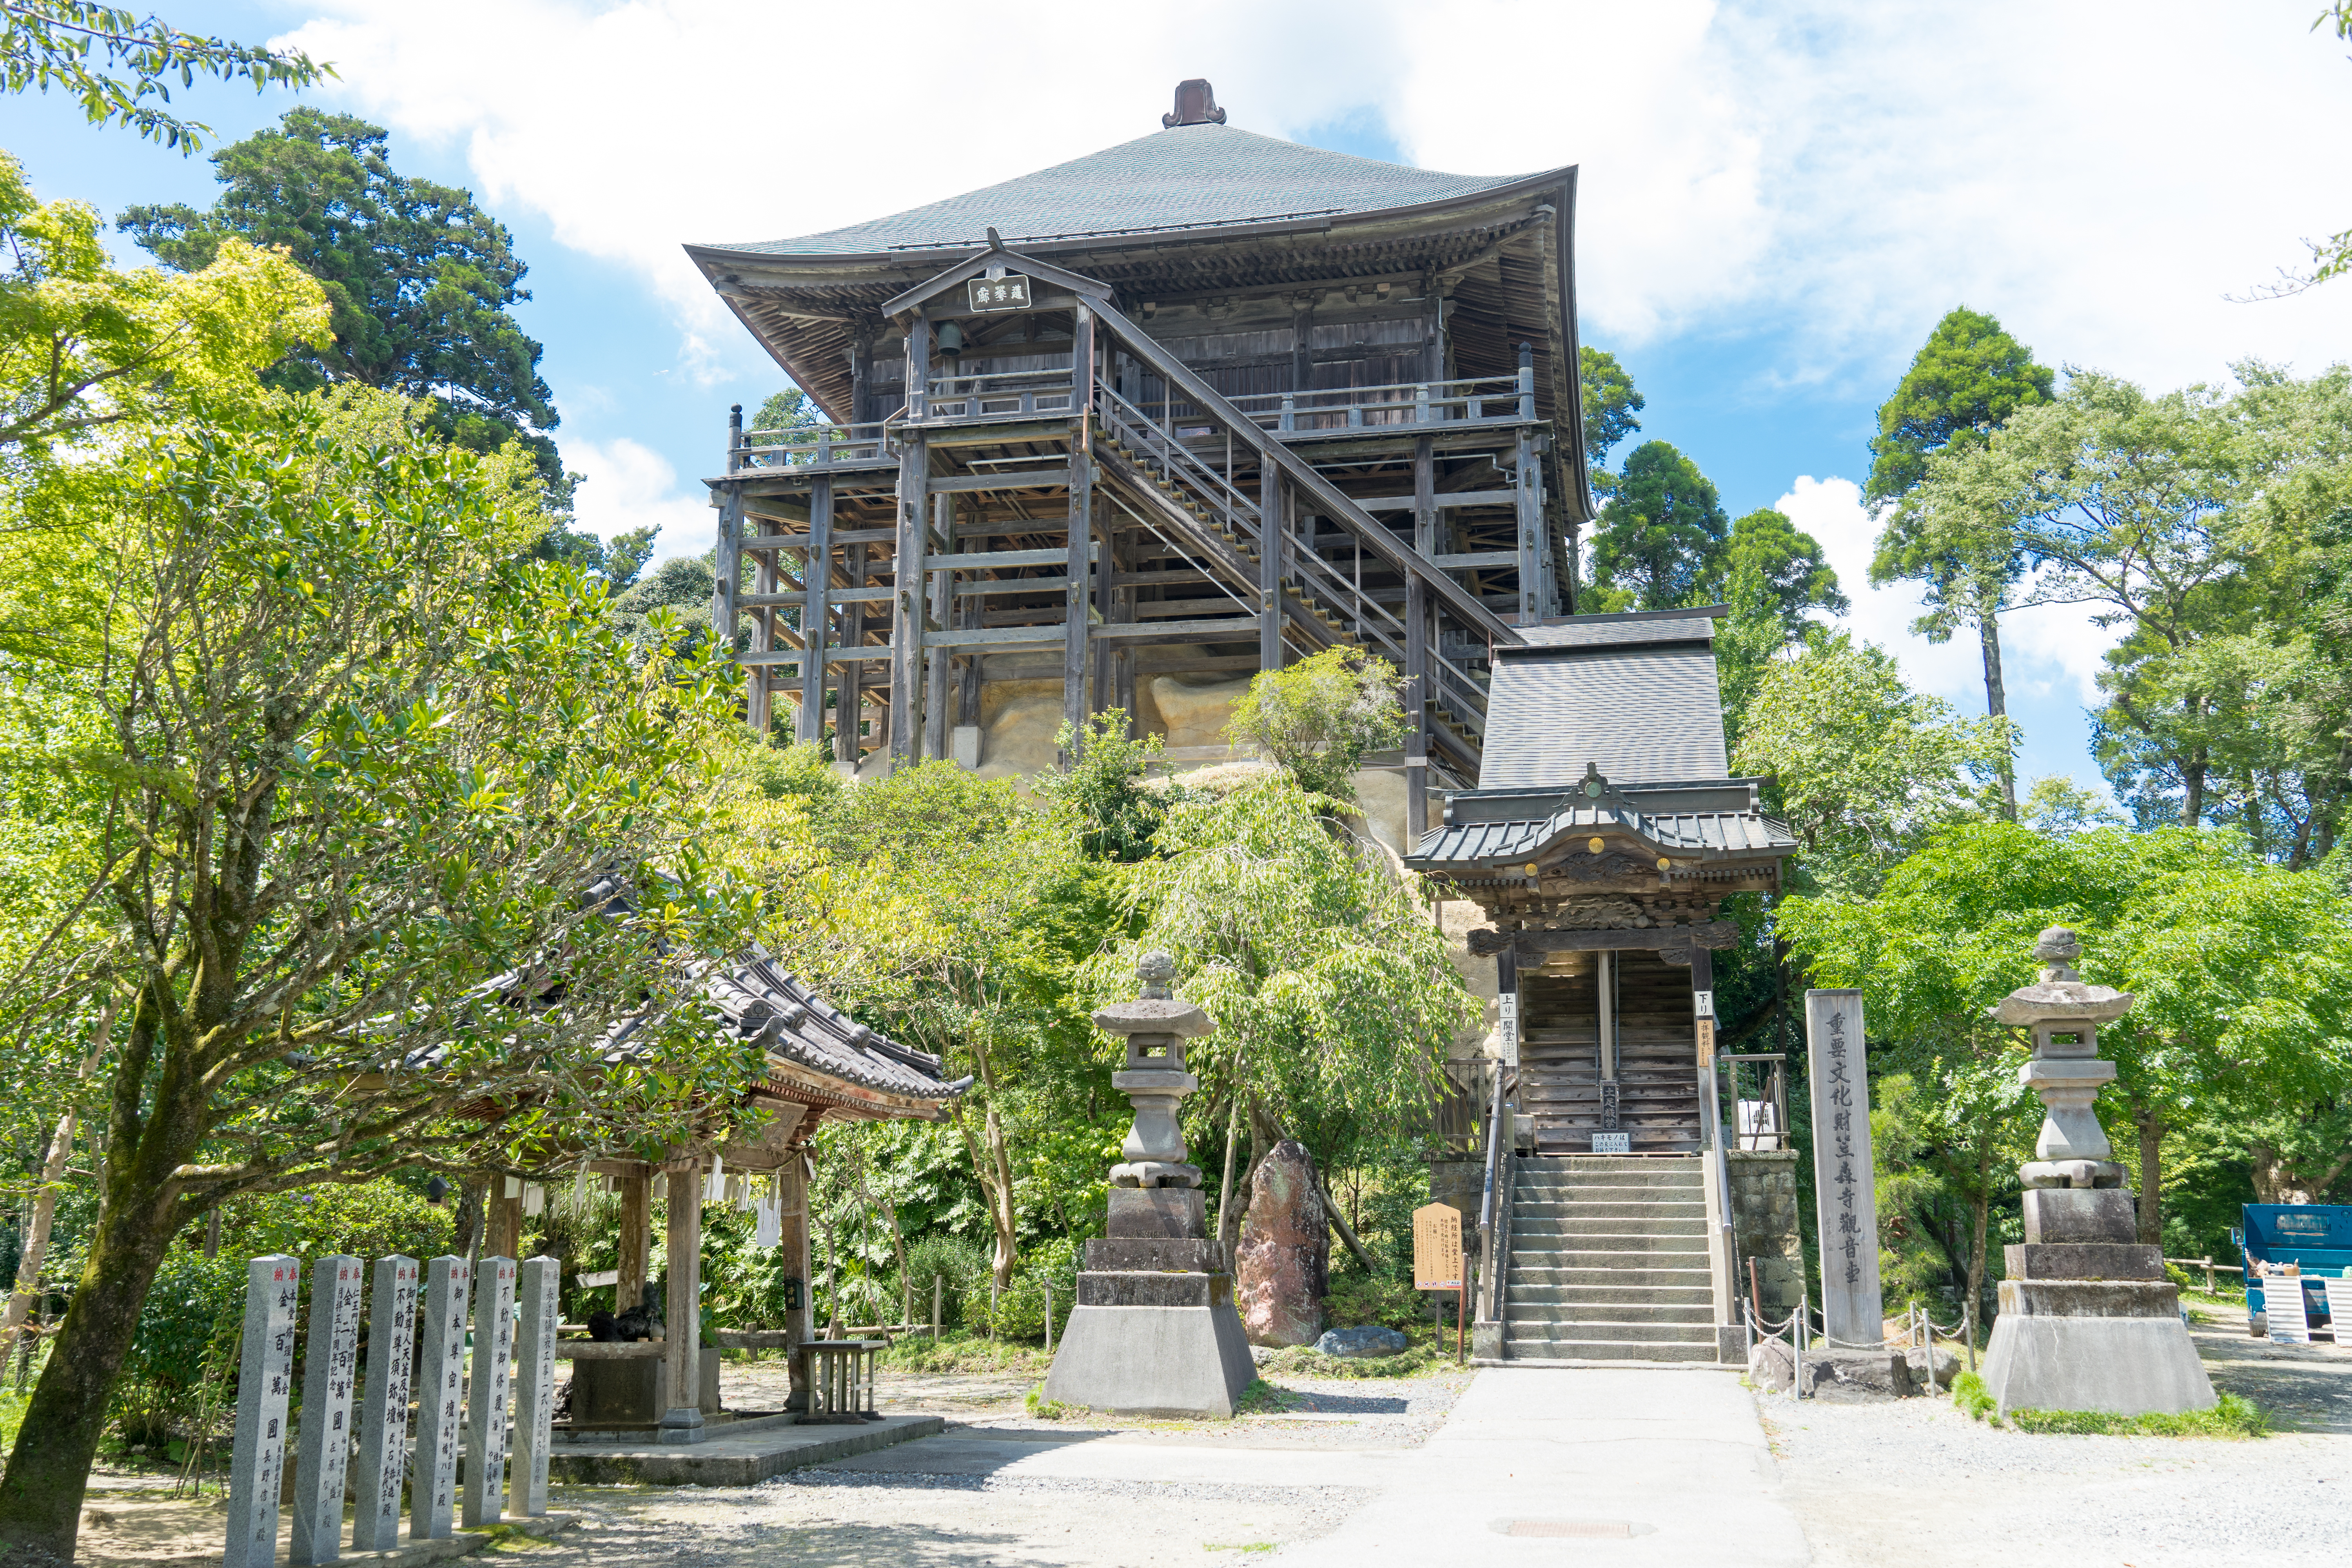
[1765, 1294, 2352, 1568]
[513, 1366, 1473, 1566]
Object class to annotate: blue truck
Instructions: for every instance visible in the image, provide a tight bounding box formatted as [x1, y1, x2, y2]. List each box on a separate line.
[2241, 1204, 2352, 1338]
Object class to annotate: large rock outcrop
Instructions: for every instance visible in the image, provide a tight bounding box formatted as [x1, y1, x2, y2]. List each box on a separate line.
[1233, 1140, 1329, 1346]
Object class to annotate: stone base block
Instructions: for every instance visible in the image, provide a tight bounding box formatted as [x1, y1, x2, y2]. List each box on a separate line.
[1717, 1324, 1751, 1364]
[1997, 1278, 2180, 1319]
[2005, 1242, 2164, 1281]
[567, 1353, 719, 1426]
[1980, 1312, 2215, 1417]
[2022, 1187, 2137, 1245]
[1075, 1269, 1234, 1308]
[1108, 1187, 1207, 1240]
[1471, 1319, 1504, 1360]
[1749, 1340, 1918, 1399]
[1085, 1238, 1222, 1272]
[1041, 1303, 1256, 1417]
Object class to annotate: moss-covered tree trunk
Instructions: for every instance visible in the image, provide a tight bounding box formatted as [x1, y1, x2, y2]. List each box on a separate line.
[0, 1005, 210, 1561]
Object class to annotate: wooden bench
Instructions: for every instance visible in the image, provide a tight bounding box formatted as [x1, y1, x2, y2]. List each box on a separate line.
[796, 1339, 885, 1423]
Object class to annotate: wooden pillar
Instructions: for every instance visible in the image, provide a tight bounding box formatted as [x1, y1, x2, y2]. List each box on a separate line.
[1258, 463, 1284, 673]
[836, 544, 866, 767]
[888, 431, 930, 770]
[1514, 422, 1541, 625]
[747, 535, 776, 735]
[798, 475, 832, 747]
[1421, 274, 1445, 389]
[1062, 304, 1096, 753]
[485, 1180, 522, 1263]
[616, 1170, 651, 1313]
[658, 1163, 703, 1442]
[1110, 526, 1136, 723]
[849, 328, 873, 426]
[924, 494, 954, 760]
[714, 494, 743, 671]
[1093, 502, 1117, 719]
[1289, 295, 1314, 396]
[780, 1155, 813, 1410]
[1407, 435, 1436, 842]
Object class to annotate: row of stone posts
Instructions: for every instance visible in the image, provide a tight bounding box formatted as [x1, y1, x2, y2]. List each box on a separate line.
[223, 1252, 560, 1568]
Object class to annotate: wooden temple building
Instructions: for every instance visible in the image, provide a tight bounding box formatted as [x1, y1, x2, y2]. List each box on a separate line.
[691, 78, 1584, 833]
[1405, 609, 1799, 1362]
[481, 951, 960, 1439]
[688, 84, 1802, 1367]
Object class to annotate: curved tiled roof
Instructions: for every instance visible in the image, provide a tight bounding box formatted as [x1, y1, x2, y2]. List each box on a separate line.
[704, 957, 956, 1102]
[1406, 798, 1797, 871]
[698, 124, 1553, 259]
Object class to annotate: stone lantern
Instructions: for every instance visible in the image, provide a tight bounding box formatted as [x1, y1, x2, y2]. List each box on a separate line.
[1977, 928, 2214, 1418]
[1042, 952, 1255, 1416]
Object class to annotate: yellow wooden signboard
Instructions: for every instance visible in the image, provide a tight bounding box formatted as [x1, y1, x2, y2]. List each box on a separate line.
[1695, 1017, 1716, 1066]
[1412, 1202, 1464, 1292]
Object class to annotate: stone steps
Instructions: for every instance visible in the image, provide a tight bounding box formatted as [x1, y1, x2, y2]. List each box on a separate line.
[1504, 1335, 1719, 1363]
[1501, 1154, 1720, 1365]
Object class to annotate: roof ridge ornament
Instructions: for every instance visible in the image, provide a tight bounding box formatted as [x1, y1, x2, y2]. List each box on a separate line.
[1163, 78, 1227, 128]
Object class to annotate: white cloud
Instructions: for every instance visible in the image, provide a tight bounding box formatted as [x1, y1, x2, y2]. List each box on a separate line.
[1771, 473, 2119, 716]
[276, 0, 2352, 405]
[565, 436, 710, 561]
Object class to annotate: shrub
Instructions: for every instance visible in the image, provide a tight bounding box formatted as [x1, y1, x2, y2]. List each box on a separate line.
[901, 1233, 991, 1329]
[1952, 1370, 1998, 1423]
[111, 1251, 245, 1451]
[1323, 1268, 1427, 1332]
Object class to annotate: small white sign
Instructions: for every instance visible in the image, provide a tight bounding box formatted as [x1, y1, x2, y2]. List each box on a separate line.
[1497, 993, 1520, 1067]
[575, 1269, 619, 1289]
[1592, 1132, 1632, 1154]
[1693, 990, 1715, 1019]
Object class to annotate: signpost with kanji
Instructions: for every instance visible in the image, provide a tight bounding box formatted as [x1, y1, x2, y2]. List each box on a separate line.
[290, 1255, 364, 1565]
[1413, 1201, 1467, 1363]
[967, 274, 1031, 312]
[1804, 989, 1883, 1346]
[223, 1256, 299, 1568]
[411, 1257, 469, 1541]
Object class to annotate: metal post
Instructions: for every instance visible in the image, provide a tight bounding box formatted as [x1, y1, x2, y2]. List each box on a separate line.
[932, 1274, 942, 1343]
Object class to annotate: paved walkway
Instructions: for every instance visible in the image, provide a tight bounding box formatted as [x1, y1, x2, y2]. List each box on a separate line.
[1283, 1367, 1809, 1564]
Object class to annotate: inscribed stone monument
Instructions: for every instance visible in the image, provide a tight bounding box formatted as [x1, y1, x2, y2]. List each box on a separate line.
[462, 1256, 517, 1527]
[290, 1254, 363, 1565]
[351, 1255, 419, 1552]
[223, 1255, 298, 1568]
[1804, 990, 1882, 1346]
[411, 1256, 469, 1541]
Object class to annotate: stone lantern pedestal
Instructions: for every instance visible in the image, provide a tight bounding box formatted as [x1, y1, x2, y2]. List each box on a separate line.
[1043, 954, 1255, 1416]
[1978, 929, 2214, 1419]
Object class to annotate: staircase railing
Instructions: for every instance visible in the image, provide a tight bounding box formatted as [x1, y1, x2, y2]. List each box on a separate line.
[1476, 1061, 1510, 1325]
[1087, 304, 1523, 650]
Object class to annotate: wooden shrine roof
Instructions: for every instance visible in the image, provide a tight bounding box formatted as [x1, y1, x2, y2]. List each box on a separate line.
[697, 125, 1559, 259]
[1477, 610, 1731, 790]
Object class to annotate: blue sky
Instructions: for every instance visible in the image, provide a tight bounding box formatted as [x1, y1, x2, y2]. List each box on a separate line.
[11, 1, 2352, 800]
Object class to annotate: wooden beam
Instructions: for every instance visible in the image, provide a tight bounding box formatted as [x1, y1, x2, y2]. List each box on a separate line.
[1463, 922, 1741, 958]
[927, 467, 1072, 494]
[744, 527, 897, 551]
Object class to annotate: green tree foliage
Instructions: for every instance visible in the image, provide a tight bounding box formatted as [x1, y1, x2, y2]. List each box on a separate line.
[1223, 646, 1405, 802]
[1577, 344, 1643, 482]
[1783, 821, 2352, 1264]
[120, 109, 570, 497]
[0, 2, 328, 152]
[1079, 775, 1480, 1231]
[1035, 711, 1174, 863]
[1724, 508, 1847, 633]
[1865, 307, 2055, 506]
[1588, 440, 1729, 610]
[1902, 361, 2352, 853]
[0, 147, 326, 454]
[1867, 308, 2053, 820]
[0, 386, 756, 1558]
[1731, 634, 2011, 895]
[2020, 775, 2123, 836]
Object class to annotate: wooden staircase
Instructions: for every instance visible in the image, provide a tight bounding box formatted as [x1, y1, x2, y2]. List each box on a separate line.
[1518, 953, 1701, 1156]
[1502, 1156, 1717, 1363]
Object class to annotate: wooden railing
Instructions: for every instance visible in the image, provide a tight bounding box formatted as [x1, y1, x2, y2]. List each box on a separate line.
[1227, 365, 1535, 432]
[735, 419, 898, 468]
[926, 367, 1076, 421]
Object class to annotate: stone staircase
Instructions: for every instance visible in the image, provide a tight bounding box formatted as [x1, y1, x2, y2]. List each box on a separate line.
[1503, 1156, 1718, 1363]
